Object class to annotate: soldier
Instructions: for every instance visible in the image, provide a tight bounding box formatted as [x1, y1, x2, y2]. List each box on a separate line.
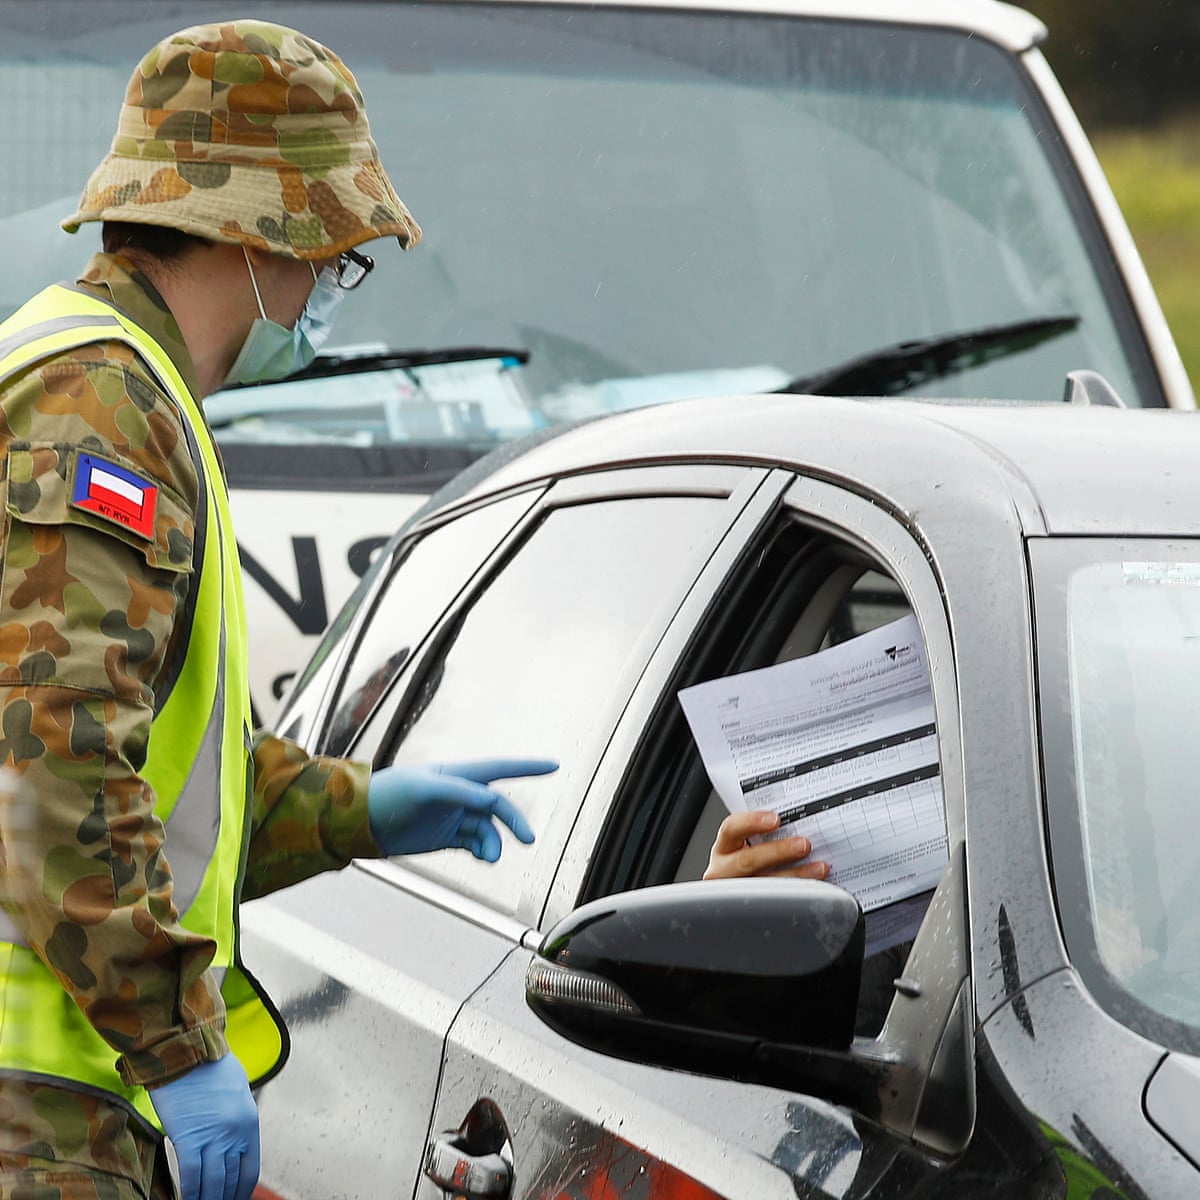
[0, 21, 554, 1200]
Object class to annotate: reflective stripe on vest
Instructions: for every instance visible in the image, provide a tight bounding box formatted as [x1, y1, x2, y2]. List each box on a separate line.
[0, 285, 286, 1127]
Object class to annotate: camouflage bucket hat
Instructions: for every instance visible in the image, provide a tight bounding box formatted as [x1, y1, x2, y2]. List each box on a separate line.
[62, 20, 421, 259]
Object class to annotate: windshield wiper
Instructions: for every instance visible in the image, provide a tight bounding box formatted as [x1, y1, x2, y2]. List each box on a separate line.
[292, 345, 530, 381]
[208, 345, 533, 429]
[218, 345, 531, 392]
[774, 315, 1080, 397]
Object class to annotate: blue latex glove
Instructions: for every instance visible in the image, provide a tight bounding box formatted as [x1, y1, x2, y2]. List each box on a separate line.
[149, 1053, 259, 1200]
[368, 758, 557, 861]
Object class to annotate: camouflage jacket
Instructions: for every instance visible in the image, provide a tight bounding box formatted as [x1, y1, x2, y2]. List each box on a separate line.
[0, 253, 378, 1182]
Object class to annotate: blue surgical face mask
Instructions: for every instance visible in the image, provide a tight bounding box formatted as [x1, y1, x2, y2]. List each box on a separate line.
[224, 249, 345, 386]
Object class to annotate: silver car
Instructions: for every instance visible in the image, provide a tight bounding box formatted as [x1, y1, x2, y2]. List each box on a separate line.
[247, 390, 1200, 1198]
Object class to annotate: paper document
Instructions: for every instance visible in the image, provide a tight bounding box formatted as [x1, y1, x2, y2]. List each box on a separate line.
[678, 614, 948, 916]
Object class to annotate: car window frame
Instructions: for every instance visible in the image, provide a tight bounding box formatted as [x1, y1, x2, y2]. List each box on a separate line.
[547, 472, 965, 921]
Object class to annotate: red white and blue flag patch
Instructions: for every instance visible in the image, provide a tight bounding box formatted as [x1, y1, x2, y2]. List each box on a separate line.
[72, 452, 158, 540]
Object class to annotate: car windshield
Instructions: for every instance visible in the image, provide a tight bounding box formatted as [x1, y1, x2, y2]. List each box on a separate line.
[0, 0, 1163, 464]
[1034, 541, 1200, 1046]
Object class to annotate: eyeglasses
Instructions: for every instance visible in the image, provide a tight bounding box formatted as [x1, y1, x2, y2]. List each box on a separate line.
[333, 248, 374, 291]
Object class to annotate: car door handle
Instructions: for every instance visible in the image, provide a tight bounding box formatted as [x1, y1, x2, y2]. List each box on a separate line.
[424, 1132, 512, 1199]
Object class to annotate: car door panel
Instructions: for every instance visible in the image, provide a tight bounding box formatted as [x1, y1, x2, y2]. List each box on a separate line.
[423, 950, 861, 1200]
[244, 862, 525, 1200]
[430, 948, 1097, 1199]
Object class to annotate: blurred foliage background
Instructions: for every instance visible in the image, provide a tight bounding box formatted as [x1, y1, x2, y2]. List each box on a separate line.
[1020, 0, 1200, 392]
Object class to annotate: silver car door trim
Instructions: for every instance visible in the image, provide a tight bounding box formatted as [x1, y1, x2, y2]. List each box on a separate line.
[353, 858, 535, 945]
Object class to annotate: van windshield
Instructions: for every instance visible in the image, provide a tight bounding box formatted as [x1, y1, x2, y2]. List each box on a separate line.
[0, 1, 1164, 465]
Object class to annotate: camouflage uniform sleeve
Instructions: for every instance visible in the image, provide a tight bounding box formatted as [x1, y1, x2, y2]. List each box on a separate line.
[0, 342, 228, 1088]
[242, 732, 376, 902]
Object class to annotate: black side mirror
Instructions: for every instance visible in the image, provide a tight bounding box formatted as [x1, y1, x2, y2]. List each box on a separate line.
[528, 850, 976, 1155]
[526, 878, 864, 1082]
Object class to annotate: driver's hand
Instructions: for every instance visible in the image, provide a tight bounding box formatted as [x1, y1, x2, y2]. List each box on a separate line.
[703, 809, 830, 881]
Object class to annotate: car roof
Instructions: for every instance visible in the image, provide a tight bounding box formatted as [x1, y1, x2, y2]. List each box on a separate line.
[450, 0, 1045, 52]
[430, 395, 1200, 539]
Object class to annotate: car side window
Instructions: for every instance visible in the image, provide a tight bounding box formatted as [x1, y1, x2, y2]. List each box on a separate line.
[588, 519, 914, 886]
[364, 491, 747, 920]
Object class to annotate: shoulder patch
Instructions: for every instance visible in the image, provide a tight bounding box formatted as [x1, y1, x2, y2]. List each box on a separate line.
[71, 451, 158, 540]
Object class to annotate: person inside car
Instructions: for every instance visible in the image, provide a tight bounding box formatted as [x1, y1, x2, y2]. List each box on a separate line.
[0, 20, 554, 1200]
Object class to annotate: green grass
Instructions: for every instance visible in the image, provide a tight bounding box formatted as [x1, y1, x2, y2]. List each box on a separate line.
[1094, 118, 1200, 397]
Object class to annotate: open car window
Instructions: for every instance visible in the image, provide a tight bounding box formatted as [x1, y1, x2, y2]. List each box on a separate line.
[586, 512, 945, 1036]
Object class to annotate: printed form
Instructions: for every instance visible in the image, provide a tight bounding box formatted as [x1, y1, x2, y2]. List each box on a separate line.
[679, 614, 948, 922]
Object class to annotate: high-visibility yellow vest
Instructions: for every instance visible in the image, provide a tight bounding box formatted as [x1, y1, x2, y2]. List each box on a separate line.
[0, 284, 287, 1130]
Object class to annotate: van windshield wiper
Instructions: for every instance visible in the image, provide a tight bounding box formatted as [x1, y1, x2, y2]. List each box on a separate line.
[774, 315, 1080, 397]
[290, 345, 531, 381]
[208, 346, 532, 428]
[216, 346, 530, 394]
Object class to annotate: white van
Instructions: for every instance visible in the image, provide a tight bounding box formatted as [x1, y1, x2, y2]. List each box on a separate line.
[0, 0, 1191, 722]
